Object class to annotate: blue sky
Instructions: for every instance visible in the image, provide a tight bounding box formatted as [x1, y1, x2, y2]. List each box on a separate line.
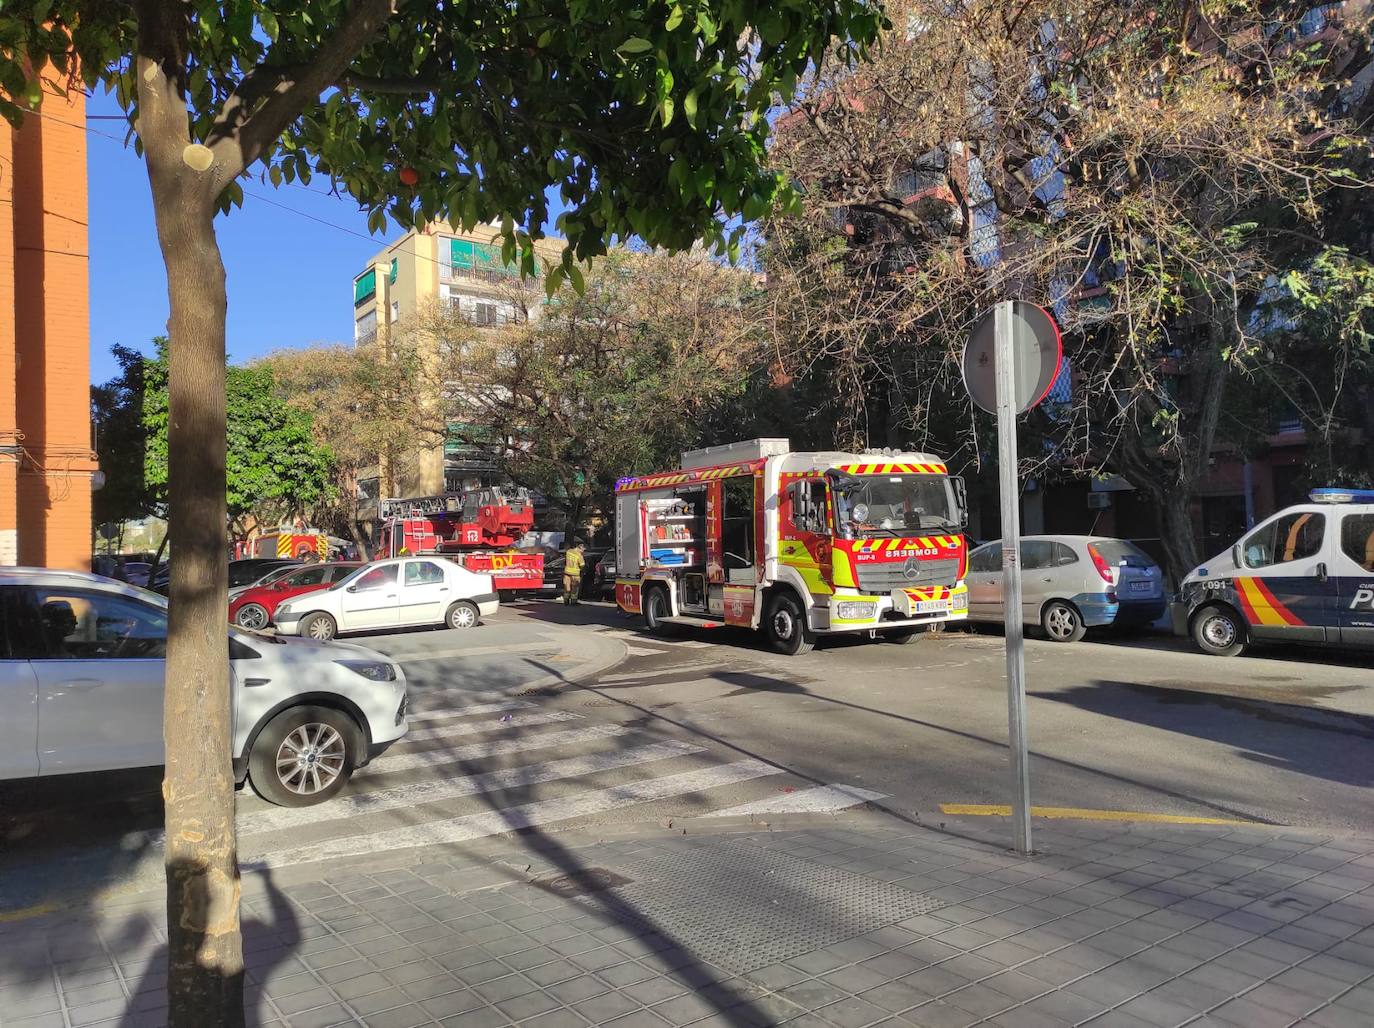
[87, 92, 399, 383]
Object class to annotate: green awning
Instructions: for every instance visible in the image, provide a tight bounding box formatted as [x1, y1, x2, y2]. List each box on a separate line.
[451, 238, 520, 276]
[354, 269, 376, 305]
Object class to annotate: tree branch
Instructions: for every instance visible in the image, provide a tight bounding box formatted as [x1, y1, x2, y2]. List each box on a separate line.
[208, 0, 395, 182]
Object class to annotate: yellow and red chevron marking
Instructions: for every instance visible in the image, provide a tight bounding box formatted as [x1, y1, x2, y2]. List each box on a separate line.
[902, 586, 951, 602]
[619, 461, 760, 491]
[275, 534, 291, 557]
[836, 462, 948, 475]
[850, 536, 963, 554]
[315, 535, 328, 559]
[1234, 577, 1305, 627]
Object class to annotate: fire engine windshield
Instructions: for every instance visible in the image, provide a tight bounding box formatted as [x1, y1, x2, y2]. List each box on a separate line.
[830, 472, 960, 538]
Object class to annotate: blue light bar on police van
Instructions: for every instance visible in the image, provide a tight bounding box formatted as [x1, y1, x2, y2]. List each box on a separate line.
[1311, 488, 1374, 504]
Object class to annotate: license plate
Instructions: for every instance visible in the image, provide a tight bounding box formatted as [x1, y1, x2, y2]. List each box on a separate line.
[915, 599, 952, 613]
[1129, 581, 1154, 594]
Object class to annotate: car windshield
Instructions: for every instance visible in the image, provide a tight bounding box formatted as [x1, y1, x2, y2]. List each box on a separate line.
[329, 564, 372, 589]
[254, 565, 300, 587]
[831, 472, 960, 538]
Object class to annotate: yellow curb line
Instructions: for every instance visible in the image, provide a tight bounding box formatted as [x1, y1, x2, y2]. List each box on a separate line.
[938, 803, 1254, 826]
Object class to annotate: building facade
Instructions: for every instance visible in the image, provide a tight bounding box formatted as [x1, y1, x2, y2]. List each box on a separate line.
[351, 223, 563, 505]
[0, 75, 97, 570]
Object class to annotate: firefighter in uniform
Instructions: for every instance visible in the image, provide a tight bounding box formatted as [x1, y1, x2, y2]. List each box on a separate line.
[563, 541, 586, 605]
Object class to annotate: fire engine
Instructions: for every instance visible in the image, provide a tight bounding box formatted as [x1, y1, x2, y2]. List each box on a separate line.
[614, 438, 969, 654]
[376, 486, 544, 590]
[251, 530, 334, 562]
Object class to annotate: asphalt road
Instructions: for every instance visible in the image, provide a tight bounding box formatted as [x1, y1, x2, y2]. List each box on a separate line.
[537, 603, 1374, 833]
[3, 601, 1374, 916]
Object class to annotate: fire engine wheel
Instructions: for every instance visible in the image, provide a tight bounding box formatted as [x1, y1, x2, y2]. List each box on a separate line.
[1041, 601, 1086, 643]
[881, 628, 921, 645]
[302, 612, 337, 642]
[1192, 605, 1246, 657]
[765, 593, 815, 656]
[235, 603, 270, 631]
[643, 587, 671, 635]
[447, 600, 480, 630]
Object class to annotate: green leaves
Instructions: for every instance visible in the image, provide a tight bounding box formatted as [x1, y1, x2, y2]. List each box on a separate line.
[617, 36, 654, 54]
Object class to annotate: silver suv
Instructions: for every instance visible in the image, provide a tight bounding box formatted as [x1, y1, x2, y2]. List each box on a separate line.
[0, 569, 408, 806]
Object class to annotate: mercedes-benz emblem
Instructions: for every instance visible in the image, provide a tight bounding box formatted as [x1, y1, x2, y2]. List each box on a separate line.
[902, 556, 920, 580]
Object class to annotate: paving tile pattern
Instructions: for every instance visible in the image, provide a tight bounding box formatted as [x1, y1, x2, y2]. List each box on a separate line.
[2, 820, 1374, 1027]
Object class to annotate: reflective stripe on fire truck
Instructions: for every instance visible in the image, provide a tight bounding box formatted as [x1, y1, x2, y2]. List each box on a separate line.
[276, 535, 291, 557]
[834, 462, 948, 475]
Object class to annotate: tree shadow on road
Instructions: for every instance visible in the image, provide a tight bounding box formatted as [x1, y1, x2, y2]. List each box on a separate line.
[1035, 681, 1374, 787]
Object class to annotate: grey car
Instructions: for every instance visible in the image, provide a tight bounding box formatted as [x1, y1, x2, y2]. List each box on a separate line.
[965, 535, 1165, 642]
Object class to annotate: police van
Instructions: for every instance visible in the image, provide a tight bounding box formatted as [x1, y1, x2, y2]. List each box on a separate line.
[1171, 489, 1374, 657]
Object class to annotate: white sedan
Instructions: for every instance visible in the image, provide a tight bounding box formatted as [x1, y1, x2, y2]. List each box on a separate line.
[274, 557, 499, 641]
[0, 568, 408, 806]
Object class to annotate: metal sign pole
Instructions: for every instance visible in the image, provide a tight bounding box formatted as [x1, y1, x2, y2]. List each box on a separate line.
[994, 300, 1033, 856]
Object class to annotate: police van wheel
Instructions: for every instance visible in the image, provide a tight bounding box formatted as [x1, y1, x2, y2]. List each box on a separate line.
[1192, 605, 1246, 657]
[766, 593, 815, 656]
[643, 587, 671, 635]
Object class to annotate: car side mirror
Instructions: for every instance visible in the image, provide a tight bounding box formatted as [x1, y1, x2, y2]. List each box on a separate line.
[1231, 543, 1243, 568]
[952, 476, 969, 528]
[346, 584, 358, 593]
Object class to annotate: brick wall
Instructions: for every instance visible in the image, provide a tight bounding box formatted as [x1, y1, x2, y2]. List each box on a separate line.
[3, 73, 97, 570]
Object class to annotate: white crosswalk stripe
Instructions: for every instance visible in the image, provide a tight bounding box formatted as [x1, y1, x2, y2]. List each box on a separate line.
[406, 699, 533, 723]
[238, 740, 706, 837]
[245, 759, 785, 869]
[706, 784, 887, 817]
[361, 724, 629, 776]
[402, 709, 583, 743]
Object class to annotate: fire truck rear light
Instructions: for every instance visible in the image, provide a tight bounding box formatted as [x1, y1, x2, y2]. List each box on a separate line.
[1086, 544, 1115, 584]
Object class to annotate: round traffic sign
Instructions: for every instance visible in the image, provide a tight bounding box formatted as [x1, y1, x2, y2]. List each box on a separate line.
[961, 301, 1063, 415]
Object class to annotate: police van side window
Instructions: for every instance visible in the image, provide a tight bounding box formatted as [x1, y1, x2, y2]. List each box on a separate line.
[1340, 514, 1374, 572]
[1243, 512, 1325, 569]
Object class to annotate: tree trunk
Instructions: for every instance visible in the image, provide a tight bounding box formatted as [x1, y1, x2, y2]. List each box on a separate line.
[136, 41, 244, 1028]
[1157, 488, 1201, 588]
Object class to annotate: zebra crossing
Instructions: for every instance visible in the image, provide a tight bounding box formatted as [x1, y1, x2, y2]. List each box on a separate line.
[228, 691, 887, 874]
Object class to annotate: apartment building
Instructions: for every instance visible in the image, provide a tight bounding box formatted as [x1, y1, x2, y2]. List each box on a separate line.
[0, 71, 98, 569]
[352, 223, 564, 506]
[352, 222, 564, 343]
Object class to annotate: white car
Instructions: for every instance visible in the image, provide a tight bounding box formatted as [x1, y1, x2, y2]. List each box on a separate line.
[0, 568, 408, 806]
[273, 557, 499, 641]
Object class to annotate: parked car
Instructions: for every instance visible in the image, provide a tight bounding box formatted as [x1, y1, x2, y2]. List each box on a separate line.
[150, 557, 300, 597]
[589, 552, 618, 600]
[228, 561, 364, 629]
[0, 568, 407, 806]
[965, 535, 1166, 642]
[273, 557, 499, 641]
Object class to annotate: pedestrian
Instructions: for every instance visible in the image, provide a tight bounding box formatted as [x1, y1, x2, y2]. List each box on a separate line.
[563, 541, 586, 605]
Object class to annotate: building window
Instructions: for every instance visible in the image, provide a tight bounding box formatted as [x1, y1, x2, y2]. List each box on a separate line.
[355, 309, 378, 341]
[390, 300, 399, 324]
[354, 269, 376, 306]
[447, 293, 516, 326]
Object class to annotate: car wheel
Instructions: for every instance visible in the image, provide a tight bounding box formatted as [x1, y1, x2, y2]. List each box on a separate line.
[447, 600, 479, 629]
[765, 592, 815, 655]
[643, 587, 671, 634]
[248, 706, 358, 807]
[301, 612, 337, 642]
[1041, 601, 1086, 643]
[1192, 605, 1246, 657]
[882, 628, 921, 645]
[235, 603, 270, 631]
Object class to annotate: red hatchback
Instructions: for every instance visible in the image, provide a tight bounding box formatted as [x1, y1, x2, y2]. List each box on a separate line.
[228, 562, 363, 630]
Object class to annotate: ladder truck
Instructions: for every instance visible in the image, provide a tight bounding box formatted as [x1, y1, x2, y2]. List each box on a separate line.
[376, 487, 544, 590]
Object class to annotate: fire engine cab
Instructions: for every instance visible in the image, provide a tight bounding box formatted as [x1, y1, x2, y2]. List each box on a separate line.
[614, 438, 970, 654]
[376, 487, 543, 590]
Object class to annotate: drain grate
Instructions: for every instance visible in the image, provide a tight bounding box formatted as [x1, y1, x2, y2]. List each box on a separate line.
[572, 841, 943, 974]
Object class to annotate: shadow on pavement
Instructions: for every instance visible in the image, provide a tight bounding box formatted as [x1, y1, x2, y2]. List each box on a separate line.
[1035, 681, 1374, 787]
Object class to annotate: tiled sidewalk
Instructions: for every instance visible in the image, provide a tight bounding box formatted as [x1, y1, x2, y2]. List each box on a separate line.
[2, 815, 1374, 1028]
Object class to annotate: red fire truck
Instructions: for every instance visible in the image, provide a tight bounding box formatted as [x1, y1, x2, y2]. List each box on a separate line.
[376, 487, 544, 590]
[250, 530, 333, 562]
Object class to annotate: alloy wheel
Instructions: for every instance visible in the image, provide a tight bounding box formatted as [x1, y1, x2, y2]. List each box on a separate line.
[275, 723, 345, 796]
